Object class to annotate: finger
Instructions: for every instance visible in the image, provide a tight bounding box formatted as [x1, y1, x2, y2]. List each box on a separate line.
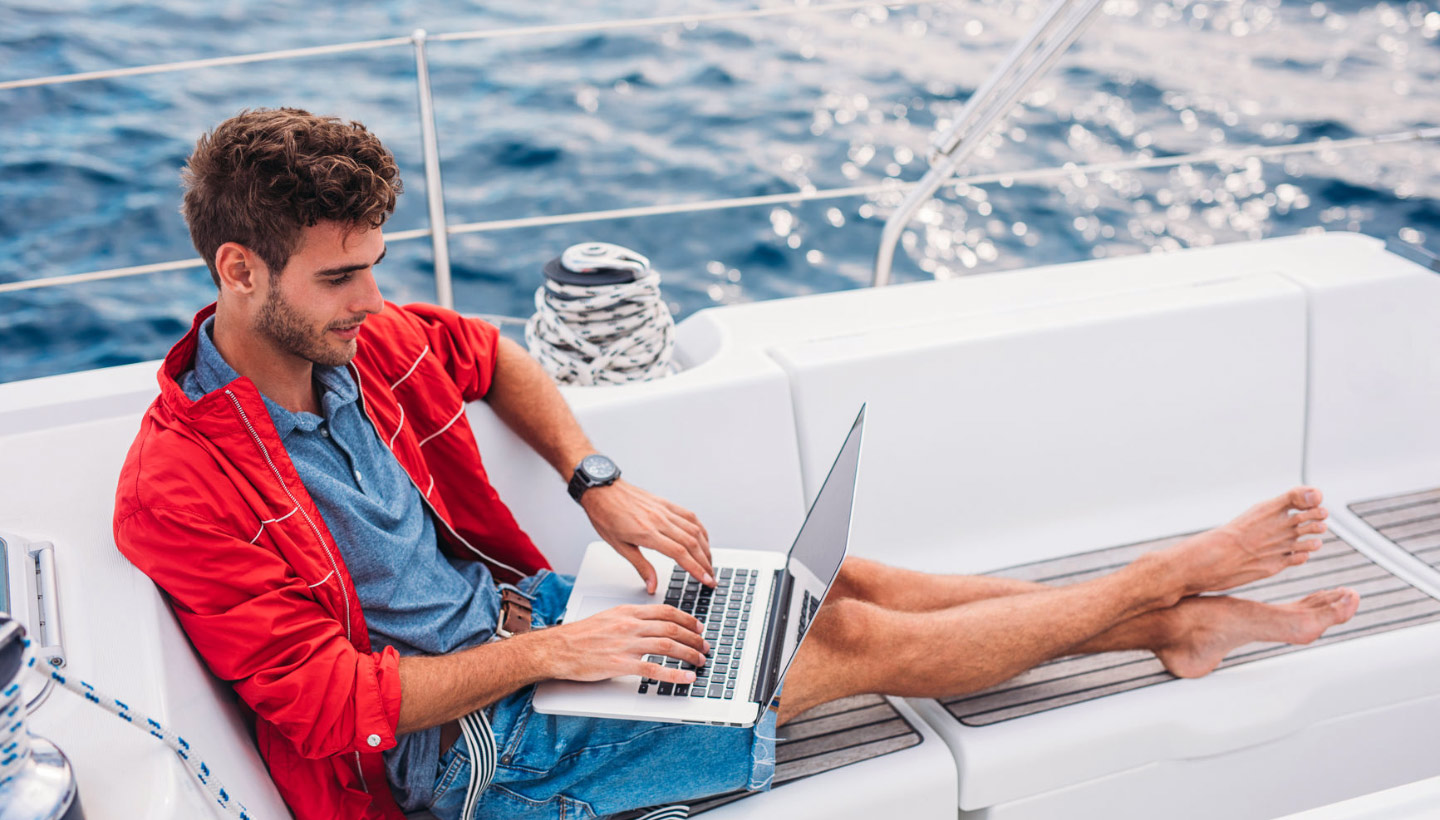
[1296, 536, 1325, 551]
[1296, 520, 1328, 536]
[1292, 507, 1328, 524]
[663, 500, 712, 560]
[629, 603, 704, 635]
[610, 540, 658, 594]
[634, 619, 707, 657]
[639, 637, 707, 668]
[637, 659, 698, 685]
[658, 520, 714, 586]
[645, 530, 714, 588]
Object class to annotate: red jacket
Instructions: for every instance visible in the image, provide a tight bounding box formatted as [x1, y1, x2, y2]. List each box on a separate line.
[114, 302, 551, 819]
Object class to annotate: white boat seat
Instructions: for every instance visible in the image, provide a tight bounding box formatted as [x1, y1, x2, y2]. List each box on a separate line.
[943, 530, 1440, 727]
[1348, 488, 1440, 571]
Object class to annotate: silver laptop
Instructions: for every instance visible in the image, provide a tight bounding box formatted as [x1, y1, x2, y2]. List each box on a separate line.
[533, 406, 866, 727]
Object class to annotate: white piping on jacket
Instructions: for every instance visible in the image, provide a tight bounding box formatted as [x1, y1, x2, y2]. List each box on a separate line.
[349, 365, 527, 580]
[307, 570, 336, 589]
[389, 344, 429, 390]
[416, 405, 464, 448]
[387, 403, 405, 450]
[225, 390, 353, 642]
[248, 506, 300, 543]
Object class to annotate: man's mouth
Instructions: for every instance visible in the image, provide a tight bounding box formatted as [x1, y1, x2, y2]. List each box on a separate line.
[330, 323, 363, 340]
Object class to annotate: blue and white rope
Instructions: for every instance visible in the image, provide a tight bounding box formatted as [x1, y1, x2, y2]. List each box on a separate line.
[524, 271, 676, 386]
[0, 637, 254, 819]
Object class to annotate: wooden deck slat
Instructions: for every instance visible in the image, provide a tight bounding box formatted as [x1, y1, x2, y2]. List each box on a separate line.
[944, 527, 1440, 728]
[1371, 518, 1440, 541]
[774, 733, 920, 783]
[777, 717, 915, 764]
[1400, 533, 1440, 553]
[1349, 496, 1440, 526]
[1352, 487, 1440, 571]
[1349, 488, 1440, 515]
[775, 702, 897, 742]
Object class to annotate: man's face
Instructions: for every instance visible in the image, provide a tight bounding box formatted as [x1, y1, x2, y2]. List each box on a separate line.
[254, 221, 387, 367]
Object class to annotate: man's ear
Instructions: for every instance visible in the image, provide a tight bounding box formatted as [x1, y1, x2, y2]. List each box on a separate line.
[214, 242, 265, 295]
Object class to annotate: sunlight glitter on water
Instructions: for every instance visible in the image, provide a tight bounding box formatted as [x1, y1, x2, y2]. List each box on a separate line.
[0, 0, 1436, 381]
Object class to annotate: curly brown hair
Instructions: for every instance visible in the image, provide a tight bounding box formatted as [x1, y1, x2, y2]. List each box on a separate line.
[181, 108, 403, 287]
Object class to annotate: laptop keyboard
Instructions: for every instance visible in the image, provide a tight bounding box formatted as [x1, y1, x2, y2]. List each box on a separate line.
[798, 589, 820, 640]
[638, 566, 757, 699]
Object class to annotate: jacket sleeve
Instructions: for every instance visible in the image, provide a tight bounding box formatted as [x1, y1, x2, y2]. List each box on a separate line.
[115, 505, 403, 760]
[397, 302, 501, 403]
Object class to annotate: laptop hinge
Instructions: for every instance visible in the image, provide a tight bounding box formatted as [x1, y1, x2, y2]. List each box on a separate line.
[751, 568, 792, 706]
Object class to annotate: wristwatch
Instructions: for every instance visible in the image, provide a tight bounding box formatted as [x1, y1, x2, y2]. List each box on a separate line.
[568, 454, 621, 502]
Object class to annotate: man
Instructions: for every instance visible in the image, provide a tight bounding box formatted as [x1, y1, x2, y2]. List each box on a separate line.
[114, 108, 1359, 820]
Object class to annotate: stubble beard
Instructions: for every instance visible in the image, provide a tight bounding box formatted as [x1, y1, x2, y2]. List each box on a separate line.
[255, 284, 357, 368]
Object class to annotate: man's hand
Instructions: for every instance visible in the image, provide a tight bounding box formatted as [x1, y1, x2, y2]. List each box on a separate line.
[538, 604, 709, 685]
[580, 479, 713, 592]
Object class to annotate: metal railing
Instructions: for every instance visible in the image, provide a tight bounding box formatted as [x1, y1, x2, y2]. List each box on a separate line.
[2, 2, 1438, 303]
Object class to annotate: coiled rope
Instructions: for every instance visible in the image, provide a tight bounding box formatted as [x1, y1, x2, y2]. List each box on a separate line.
[1, 636, 254, 819]
[525, 243, 676, 385]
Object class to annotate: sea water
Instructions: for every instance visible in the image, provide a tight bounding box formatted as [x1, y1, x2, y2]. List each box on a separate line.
[1, 0, 1437, 383]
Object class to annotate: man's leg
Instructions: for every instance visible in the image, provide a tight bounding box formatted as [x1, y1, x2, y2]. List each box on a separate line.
[828, 487, 1332, 612]
[777, 487, 1356, 723]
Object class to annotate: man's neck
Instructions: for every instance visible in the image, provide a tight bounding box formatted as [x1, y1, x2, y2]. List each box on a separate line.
[212, 310, 322, 415]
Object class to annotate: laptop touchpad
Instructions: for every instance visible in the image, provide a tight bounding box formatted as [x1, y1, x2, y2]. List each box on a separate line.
[569, 594, 647, 621]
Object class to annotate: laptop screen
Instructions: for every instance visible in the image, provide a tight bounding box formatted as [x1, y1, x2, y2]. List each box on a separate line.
[760, 405, 866, 706]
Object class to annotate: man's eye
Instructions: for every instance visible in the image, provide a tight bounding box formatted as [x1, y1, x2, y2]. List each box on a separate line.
[329, 273, 355, 285]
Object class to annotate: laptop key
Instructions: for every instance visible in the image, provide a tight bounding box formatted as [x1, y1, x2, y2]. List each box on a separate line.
[657, 682, 673, 696]
[708, 685, 725, 698]
[675, 684, 689, 696]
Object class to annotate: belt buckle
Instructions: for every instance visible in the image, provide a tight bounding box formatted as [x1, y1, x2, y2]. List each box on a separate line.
[496, 586, 535, 639]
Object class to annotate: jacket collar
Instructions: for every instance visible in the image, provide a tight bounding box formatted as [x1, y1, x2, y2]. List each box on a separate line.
[157, 304, 360, 430]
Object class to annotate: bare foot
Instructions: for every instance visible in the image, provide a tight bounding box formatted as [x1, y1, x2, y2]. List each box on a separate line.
[1156, 486, 1330, 597]
[1156, 588, 1361, 678]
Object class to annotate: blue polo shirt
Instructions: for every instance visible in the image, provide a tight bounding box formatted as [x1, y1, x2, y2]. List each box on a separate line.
[180, 316, 501, 810]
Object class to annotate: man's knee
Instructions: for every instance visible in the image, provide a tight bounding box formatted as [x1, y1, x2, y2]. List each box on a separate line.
[831, 556, 885, 601]
[808, 596, 884, 654]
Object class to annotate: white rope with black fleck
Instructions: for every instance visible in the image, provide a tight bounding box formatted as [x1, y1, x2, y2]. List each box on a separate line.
[0, 636, 254, 819]
[524, 271, 676, 386]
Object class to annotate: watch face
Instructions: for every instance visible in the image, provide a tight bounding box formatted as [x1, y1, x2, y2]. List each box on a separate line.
[582, 455, 617, 480]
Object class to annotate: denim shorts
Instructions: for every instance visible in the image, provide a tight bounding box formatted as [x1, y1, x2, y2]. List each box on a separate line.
[427, 570, 777, 820]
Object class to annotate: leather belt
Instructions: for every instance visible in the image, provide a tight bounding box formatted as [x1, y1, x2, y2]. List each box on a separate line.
[496, 586, 534, 639]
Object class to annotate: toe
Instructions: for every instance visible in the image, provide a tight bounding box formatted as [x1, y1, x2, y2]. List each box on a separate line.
[1285, 486, 1323, 510]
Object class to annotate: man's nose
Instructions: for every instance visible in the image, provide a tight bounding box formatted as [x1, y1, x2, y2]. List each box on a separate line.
[354, 270, 385, 315]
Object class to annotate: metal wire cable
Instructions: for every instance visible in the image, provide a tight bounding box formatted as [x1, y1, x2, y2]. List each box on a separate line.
[3, 127, 1434, 297]
[0, 1, 945, 92]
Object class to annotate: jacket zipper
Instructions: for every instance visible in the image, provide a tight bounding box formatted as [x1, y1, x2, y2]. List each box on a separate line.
[348, 364, 526, 580]
[226, 391, 377, 792]
[224, 390, 352, 642]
